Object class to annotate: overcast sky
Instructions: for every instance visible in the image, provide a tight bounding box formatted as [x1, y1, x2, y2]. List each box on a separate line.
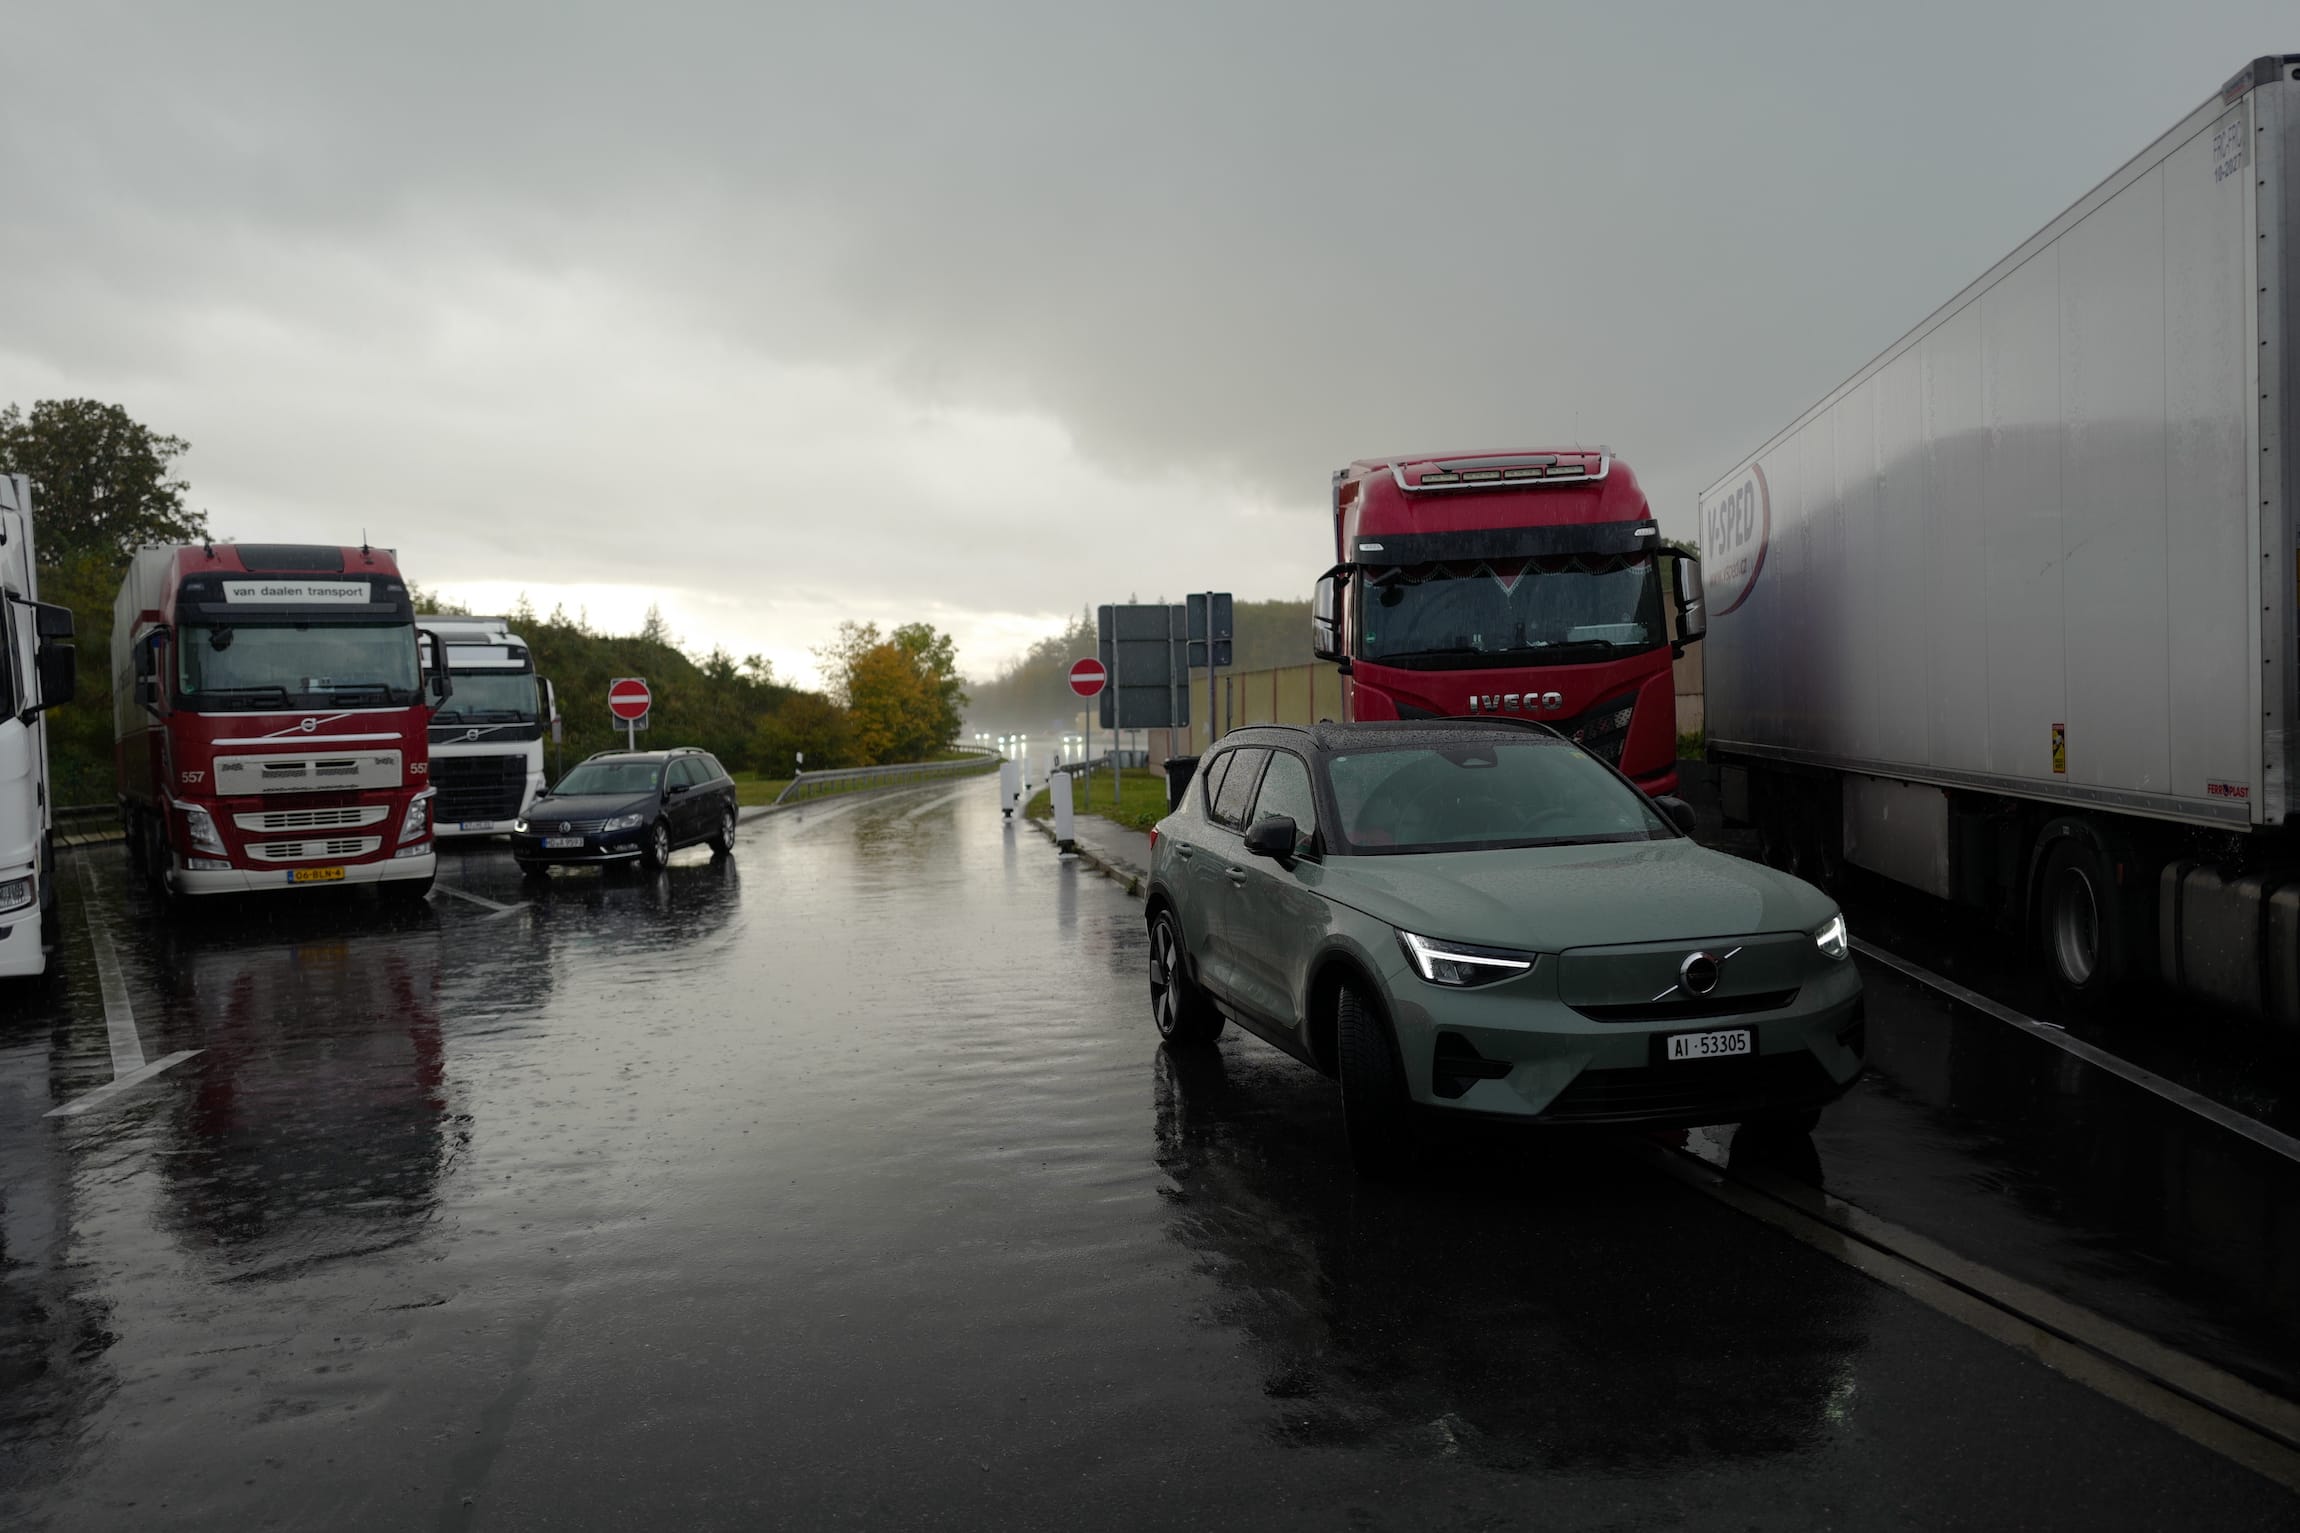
[4, 3, 2290, 688]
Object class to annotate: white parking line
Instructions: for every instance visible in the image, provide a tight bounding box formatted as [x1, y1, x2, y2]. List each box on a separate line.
[432, 882, 527, 916]
[50, 856, 201, 1119]
[1852, 936, 2300, 1168]
[47, 1051, 202, 1119]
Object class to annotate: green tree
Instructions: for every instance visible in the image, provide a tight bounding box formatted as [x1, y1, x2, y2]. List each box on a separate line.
[751, 692, 853, 774]
[0, 399, 206, 567]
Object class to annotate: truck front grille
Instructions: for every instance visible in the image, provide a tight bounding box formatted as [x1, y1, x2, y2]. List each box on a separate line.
[246, 836, 383, 863]
[234, 805, 389, 833]
[432, 754, 529, 823]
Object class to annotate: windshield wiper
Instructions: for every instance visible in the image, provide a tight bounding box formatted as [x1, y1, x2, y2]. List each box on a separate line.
[326, 682, 395, 703]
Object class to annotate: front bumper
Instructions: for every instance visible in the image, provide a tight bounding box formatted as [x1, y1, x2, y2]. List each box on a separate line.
[1387, 955, 1864, 1129]
[167, 850, 437, 896]
[439, 817, 521, 839]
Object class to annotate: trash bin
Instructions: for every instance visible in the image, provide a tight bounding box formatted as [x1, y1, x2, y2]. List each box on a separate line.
[1163, 756, 1201, 813]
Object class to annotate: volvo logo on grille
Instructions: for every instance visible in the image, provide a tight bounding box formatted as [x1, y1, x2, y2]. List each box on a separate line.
[1679, 951, 1725, 995]
[465, 728, 482, 741]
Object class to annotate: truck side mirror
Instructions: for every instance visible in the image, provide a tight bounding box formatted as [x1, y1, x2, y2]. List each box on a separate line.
[34, 642, 76, 710]
[418, 628, 453, 703]
[1311, 573, 1344, 663]
[33, 600, 74, 640]
[1672, 557, 1707, 645]
[136, 676, 161, 709]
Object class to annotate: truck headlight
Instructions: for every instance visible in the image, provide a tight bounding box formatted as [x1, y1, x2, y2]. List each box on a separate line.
[182, 805, 226, 857]
[1397, 930, 1537, 987]
[0, 876, 33, 915]
[602, 812, 646, 832]
[1815, 912, 1849, 961]
[399, 788, 435, 844]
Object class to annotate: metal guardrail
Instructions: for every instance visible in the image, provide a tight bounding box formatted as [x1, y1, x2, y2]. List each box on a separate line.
[769, 749, 1001, 807]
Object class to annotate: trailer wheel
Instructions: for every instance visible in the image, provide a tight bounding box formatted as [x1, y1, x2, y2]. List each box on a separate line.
[2039, 835, 2127, 1015]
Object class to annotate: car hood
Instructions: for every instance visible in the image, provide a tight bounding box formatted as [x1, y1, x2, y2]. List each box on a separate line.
[1312, 837, 1836, 951]
[522, 792, 656, 824]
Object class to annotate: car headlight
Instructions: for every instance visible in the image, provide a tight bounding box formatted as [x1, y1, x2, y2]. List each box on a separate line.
[602, 812, 646, 832]
[513, 818, 528, 833]
[398, 788, 435, 844]
[182, 805, 226, 857]
[0, 876, 33, 915]
[1397, 930, 1537, 987]
[1815, 912, 1849, 961]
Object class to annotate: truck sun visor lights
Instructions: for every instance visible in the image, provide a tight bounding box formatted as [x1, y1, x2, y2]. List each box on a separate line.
[180, 804, 226, 857]
[1396, 453, 1611, 493]
[1397, 930, 1536, 988]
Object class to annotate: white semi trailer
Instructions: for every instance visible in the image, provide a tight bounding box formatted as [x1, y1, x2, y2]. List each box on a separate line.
[1701, 54, 2300, 1023]
[418, 617, 556, 839]
[0, 475, 79, 979]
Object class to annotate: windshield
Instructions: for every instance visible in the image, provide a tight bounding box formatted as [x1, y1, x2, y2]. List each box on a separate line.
[549, 760, 662, 796]
[1358, 554, 1661, 668]
[436, 672, 539, 721]
[1324, 741, 1670, 853]
[178, 622, 421, 709]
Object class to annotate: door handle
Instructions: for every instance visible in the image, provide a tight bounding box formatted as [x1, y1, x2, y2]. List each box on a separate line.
[1225, 868, 1248, 883]
[1174, 844, 1194, 859]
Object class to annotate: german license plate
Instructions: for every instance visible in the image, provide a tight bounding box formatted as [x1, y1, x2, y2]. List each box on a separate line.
[1666, 1028, 1751, 1062]
[290, 866, 347, 884]
[543, 836, 584, 849]
[458, 821, 487, 831]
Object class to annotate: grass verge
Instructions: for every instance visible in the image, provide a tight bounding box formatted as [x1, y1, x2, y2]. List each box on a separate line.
[1024, 766, 1172, 832]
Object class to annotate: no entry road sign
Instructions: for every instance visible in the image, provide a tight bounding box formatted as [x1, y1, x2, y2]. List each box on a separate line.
[1068, 658, 1107, 698]
[608, 677, 652, 722]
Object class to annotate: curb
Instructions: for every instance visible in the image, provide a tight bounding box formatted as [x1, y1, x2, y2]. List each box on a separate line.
[1021, 812, 1149, 898]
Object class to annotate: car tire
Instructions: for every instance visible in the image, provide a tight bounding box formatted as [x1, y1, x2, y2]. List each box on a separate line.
[382, 874, 434, 903]
[1337, 983, 1413, 1178]
[709, 806, 737, 858]
[2039, 834, 2128, 1016]
[641, 819, 672, 872]
[1148, 908, 1223, 1046]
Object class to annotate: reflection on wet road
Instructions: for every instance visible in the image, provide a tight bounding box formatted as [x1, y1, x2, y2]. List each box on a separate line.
[2, 784, 2297, 1528]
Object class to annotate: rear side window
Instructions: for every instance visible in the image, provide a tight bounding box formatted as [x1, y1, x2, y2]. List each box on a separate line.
[702, 755, 729, 782]
[1197, 752, 1233, 817]
[669, 757, 703, 788]
[1211, 748, 1269, 829]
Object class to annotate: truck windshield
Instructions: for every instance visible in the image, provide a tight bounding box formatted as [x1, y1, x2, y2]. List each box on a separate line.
[1358, 554, 1661, 669]
[436, 673, 538, 721]
[178, 623, 421, 708]
[1325, 740, 1671, 853]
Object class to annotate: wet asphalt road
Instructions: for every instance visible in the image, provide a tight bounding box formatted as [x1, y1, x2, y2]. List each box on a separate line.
[4, 781, 2300, 1529]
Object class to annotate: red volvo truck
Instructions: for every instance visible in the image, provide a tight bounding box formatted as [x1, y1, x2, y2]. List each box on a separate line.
[113, 542, 450, 903]
[1311, 450, 1706, 793]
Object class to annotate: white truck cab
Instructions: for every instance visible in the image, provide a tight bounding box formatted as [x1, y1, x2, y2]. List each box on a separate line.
[418, 617, 557, 839]
[0, 474, 80, 978]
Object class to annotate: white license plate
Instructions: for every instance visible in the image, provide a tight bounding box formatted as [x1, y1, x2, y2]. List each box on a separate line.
[543, 836, 585, 849]
[1666, 1028, 1752, 1062]
[458, 821, 488, 831]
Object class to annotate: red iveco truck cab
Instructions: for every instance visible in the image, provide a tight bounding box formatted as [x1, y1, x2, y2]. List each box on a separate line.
[113, 542, 451, 903]
[1311, 450, 1706, 794]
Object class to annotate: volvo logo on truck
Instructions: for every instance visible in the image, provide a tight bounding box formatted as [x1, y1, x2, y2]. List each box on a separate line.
[1700, 462, 1770, 617]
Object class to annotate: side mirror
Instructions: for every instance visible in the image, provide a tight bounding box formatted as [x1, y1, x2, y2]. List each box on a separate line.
[33, 600, 73, 640]
[1672, 557, 1707, 644]
[1243, 814, 1297, 859]
[417, 628, 453, 703]
[34, 641, 76, 709]
[667, 781, 689, 797]
[1311, 573, 1344, 663]
[135, 676, 162, 709]
[1653, 795, 1697, 836]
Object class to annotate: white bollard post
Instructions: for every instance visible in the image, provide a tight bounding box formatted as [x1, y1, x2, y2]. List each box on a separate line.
[999, 759, 1021, 819]
[1051, 770, 1076, 853]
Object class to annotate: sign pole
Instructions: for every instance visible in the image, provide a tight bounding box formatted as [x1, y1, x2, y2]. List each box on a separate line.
[1108, 628, 1121, 814]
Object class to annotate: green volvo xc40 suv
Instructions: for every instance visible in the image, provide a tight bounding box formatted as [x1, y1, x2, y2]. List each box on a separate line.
[1145, 721, 1864, 1174]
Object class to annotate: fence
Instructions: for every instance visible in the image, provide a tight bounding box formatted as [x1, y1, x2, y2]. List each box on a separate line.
[769, 748, 1001, 807]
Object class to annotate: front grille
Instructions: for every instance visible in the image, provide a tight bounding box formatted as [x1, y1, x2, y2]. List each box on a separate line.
[432, 754, 529, 823]
[1571, 989, 1799, 1024]
[246, 836, 382, 863]
[234, 805, 388, 833]
[1540, 1051, 1837, 1125]
[1558, 690, 1637, 766]
[531, 818, 609, 835]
